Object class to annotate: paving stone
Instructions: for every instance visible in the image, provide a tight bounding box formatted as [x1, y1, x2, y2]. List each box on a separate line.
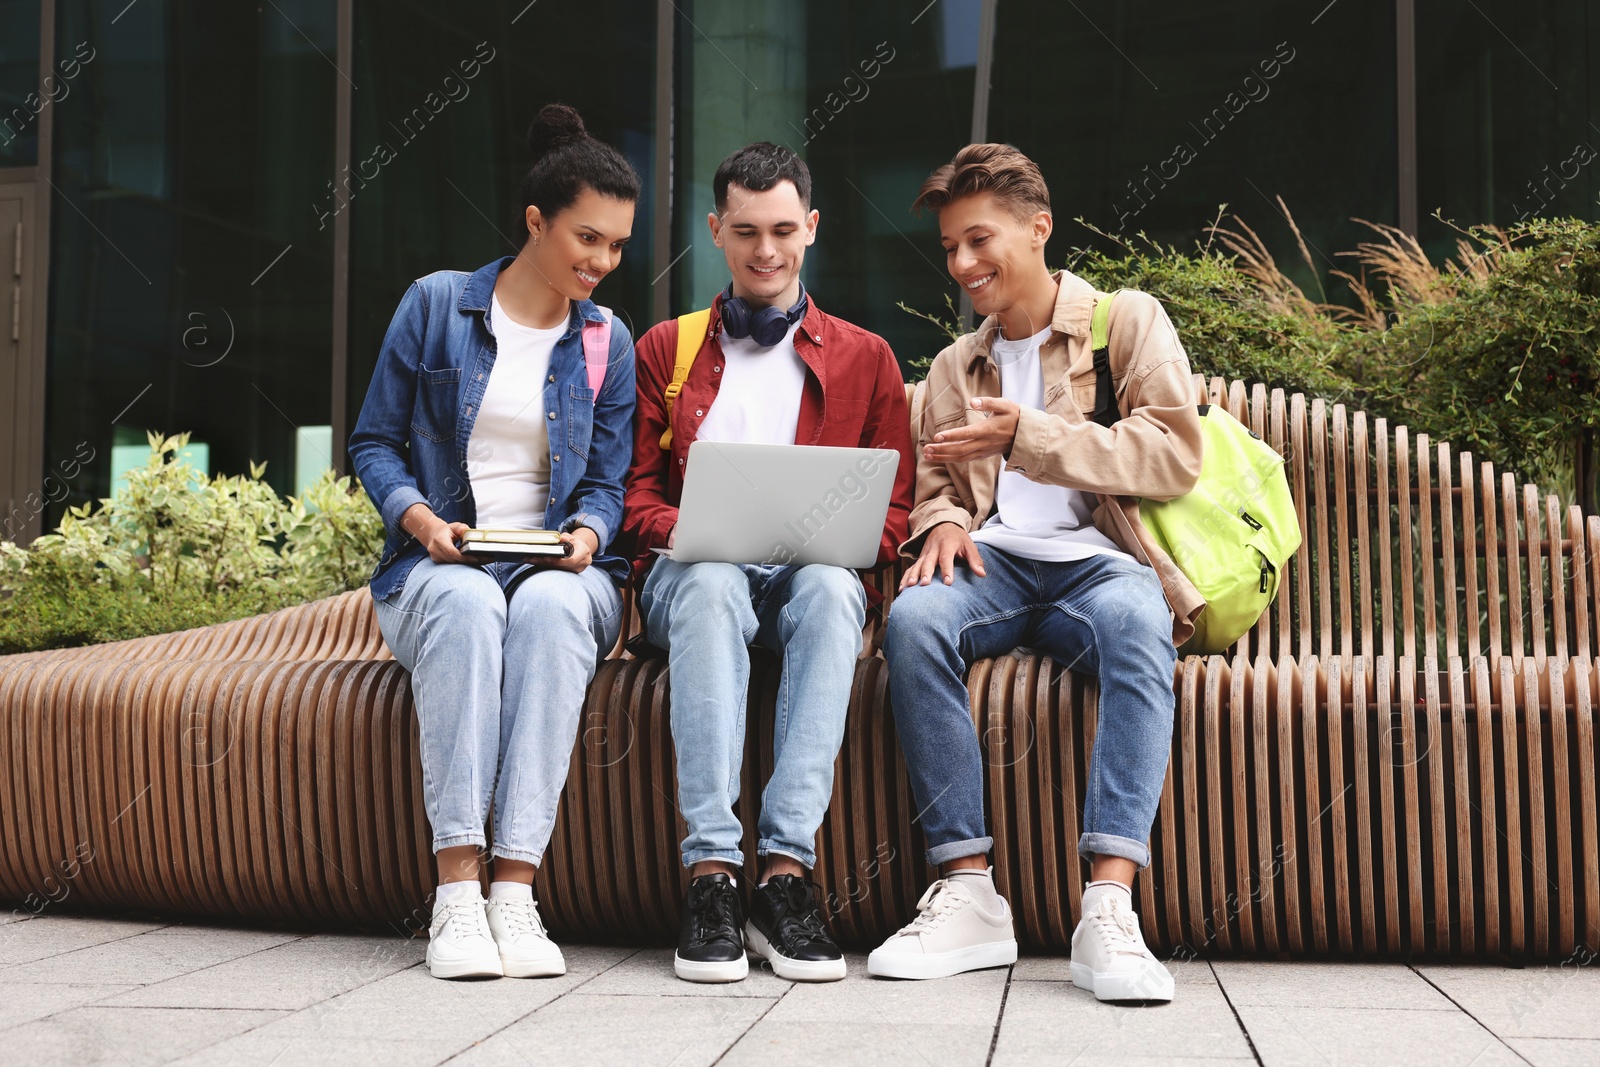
[1232, 1004, 1524, 1066]
[103, 932, 424, 1009]
[1504, 1037, 1600, 1066]
[765, 955, 1006, 1025]
[992, 964, 1251, 1064]
[256, 944, 633, 1043]
[0, 916, 169, 967]
[448, 991, 776, 1067]
[1416, 962, 1600, 1039]
[0, 923, 300, 986]
[578, 946, 792, 997]
[1212, 959, 1454, 1009]
[0, 981, 134, 1031]
[721, 1020, 997, 1066]
[167, 1035, 458, 1067]
[5, 1005, 286, 1067]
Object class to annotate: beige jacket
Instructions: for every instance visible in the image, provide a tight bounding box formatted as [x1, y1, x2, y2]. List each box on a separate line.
[901, 269, 1207, 647]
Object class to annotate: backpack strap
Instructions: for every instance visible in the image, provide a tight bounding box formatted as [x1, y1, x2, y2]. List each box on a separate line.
[580, 305, 612, 396]
[660, 307, 713, 449]
[1090, 289, 1124, 429]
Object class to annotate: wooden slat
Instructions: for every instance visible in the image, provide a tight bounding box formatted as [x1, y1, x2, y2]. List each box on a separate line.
[1570, 508, 1591, 661]
[1418, 436, 1440, 661]
[1547, 495, 1568, 662]
[1472, 655, 1501, 956]
[1498, 656, 1526, 956]
[1354, 412, 1375, 663]
[1447, 656, 1474, 954]
[1332, 404, 1354, 662]
[1292, 394, 1312, 660]
[1546, 655, 1574, 954]
[1483, 463, 1504, 672]
[1461, 452, 1482, 662]
[1525, 485, 1548, 666]
[1397, 428, 1419, 662]
[1505, 473, 1525, 669]
[1377, 421, 1397, 663]
[1438, 442, 1460, 661]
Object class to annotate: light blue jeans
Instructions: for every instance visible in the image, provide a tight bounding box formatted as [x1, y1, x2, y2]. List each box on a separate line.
[639, 559, 866, 869]
[884, 547, 1177, 869]
[374, 558, 623, 864]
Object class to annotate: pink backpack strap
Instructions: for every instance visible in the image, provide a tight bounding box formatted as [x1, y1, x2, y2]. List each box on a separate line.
[580, 306, 612, 397]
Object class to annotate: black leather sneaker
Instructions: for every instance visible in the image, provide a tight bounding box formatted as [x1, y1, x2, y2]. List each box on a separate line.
[745, 874, 846, 981]
[674, 873, 749, 983]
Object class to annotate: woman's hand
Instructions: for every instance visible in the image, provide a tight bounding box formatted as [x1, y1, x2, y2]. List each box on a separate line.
[900, 521, 986, 590]
[402, 503, 470, 565]
[540, 527, 598, 572]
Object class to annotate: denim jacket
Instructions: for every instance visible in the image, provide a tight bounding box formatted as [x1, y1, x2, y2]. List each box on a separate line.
[350, 256, 637, 600]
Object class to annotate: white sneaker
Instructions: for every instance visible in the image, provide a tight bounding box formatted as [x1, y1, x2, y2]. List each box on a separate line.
[1069, 893, 1174, 1002]
[486, 896, 566, 978]
[866, 878, 1018, 979]
[426, 897, 504, 980]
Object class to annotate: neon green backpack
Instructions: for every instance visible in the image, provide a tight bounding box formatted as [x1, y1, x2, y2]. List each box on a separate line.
[1090, 291, 1301, 654]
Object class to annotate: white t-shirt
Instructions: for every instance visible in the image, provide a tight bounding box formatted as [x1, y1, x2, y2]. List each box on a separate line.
[695, 319, 807, 445]
[969, 325, 1134, 563]
[466, 292, 564, 529]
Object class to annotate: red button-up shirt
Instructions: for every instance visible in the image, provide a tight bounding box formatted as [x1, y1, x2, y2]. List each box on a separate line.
[622, 293, 915, 595]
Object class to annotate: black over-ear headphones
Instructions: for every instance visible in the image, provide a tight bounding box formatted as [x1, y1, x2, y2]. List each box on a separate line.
[720, 282, 809, 347]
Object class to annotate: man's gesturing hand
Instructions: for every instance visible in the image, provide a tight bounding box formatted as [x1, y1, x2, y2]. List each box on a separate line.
[921, 396, 1019, 465]
[900, 521, 987, 590]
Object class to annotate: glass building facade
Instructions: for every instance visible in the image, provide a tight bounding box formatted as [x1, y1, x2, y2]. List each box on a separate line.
[1, 0, 1597, 539]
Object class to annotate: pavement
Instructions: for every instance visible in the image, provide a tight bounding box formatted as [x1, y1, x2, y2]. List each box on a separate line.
[0, 911, 1595, 1066]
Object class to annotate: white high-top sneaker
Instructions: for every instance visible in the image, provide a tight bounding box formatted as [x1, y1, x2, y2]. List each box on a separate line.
[426, 896, 504, 980]
[1069, 893, 1174, 1002]
[866, 878, 1018, 980]
[486, 896, 566, 978]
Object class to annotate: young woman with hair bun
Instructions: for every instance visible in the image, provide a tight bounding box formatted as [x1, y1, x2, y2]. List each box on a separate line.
[350, 103, 639, 980]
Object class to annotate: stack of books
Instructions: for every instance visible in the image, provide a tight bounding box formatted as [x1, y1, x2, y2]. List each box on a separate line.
[458, 528, 572, 560]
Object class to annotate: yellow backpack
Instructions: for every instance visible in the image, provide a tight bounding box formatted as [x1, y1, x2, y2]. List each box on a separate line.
[658, 308, 712, 449]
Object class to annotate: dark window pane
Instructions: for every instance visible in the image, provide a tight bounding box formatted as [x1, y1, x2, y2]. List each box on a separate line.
[46, 0, 336, 524]
[989, 2, 1396, 303]
[672, 0, 976, 368]
[1416, 0, 1599, 256]
[0, 0, 40, 166]
[347, 0, 659, 440]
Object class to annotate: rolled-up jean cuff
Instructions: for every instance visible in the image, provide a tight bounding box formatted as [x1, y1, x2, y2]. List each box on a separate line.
[756, 841, 815, 870]
[432, 831, 487, 854]
[927, 836, 993, 868]
[682, 847, 745, 870]
[1078, 832, 1151, 870]
[491, 845, 544, 866]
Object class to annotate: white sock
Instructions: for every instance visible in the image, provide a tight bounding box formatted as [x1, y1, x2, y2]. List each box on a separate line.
[948, 867, 1004, 914]
[1080, 879, 1132, 918]
[434, 880, 483, 909]
[489, 880, 533, 903]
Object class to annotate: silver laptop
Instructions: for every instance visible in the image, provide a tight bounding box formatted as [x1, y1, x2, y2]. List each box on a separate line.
[656, 441, 900, 568]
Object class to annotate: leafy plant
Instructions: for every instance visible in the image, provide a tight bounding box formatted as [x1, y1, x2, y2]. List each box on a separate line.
[0, 433, 383, 653]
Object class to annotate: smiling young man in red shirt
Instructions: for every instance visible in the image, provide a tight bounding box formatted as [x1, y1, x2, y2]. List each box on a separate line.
[623, 142, 914, 984]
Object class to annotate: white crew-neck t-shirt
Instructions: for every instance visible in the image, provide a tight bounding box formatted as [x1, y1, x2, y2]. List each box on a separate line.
[969, 325, 1134, 563]
[695, 318, 807, 445]
[466, 292, 565, 529]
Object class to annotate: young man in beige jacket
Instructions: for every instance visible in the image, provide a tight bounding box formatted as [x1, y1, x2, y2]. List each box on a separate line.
[866, 143, 1203, 1002]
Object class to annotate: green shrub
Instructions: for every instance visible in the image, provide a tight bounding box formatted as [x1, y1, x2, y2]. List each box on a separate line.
[0, 433, 383, 654]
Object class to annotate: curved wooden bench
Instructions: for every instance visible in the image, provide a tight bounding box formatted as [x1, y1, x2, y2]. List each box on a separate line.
[2, 376, 1597, 959]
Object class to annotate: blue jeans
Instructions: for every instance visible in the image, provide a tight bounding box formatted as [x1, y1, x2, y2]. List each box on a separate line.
[640, 559, 866, 869]
[374, 558, 623, 864]
[883, 547, 1177, 869]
